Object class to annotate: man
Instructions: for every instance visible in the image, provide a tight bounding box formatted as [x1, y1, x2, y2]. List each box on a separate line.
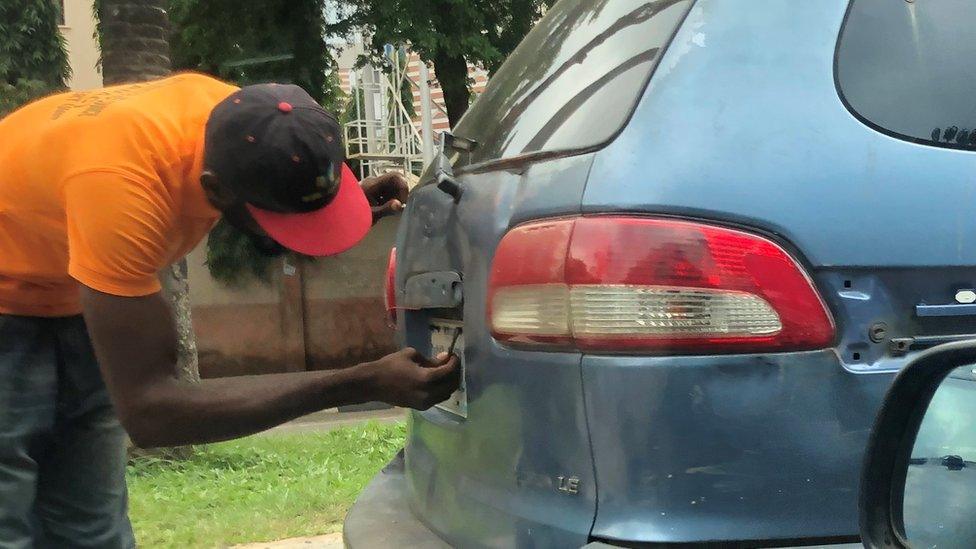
[0, 73, 459, 548]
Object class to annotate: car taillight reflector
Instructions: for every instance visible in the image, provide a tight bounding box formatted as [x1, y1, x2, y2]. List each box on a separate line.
[488, 217, 834, 354]
[490, 284, 571, 337]
[385, 247, 397, 327]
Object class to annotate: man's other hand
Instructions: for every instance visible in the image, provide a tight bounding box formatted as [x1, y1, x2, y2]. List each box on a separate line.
[362, 348, 460, 410]
[361, 172, 409, 224]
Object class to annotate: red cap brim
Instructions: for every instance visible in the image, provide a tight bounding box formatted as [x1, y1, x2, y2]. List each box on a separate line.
[246, 164, 371, 256]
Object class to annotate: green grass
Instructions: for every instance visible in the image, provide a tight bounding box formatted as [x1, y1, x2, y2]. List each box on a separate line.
[126, 421, 406, 548]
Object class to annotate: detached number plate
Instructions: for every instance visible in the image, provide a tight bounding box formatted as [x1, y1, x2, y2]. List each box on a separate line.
[430, 321, 466, 418]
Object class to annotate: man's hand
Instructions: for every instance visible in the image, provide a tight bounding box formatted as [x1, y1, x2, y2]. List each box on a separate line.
[361, 172, 409, 224]
[361, 348, 460, 410]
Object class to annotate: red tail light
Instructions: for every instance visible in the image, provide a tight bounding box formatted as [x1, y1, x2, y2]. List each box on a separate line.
[385, 247, 397, 327]
[488, 217, 834, 354]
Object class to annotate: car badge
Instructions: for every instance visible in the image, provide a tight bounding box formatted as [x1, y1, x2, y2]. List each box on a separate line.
[955, 289, 976, 304]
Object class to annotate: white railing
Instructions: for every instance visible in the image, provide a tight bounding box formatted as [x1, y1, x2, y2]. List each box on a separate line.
[343, 48, 429, 182]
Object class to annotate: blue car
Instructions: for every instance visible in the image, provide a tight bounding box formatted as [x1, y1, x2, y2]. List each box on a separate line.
[345, 0, 976, 546]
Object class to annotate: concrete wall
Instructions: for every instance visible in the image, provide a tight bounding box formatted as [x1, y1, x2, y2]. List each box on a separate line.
[60, 0, 103, 91]
[187, 217, 399, 378]
[185, 244, 295, 378]
[304, 217, 399, 370]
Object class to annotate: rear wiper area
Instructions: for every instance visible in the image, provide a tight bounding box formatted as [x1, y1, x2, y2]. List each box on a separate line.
[442, 131, 478, 153]
[434, 131, 476, 203]
[890, 334, 976, 356]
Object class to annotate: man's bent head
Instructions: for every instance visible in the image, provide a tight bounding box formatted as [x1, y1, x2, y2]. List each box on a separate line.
[200, 83, 371, 257]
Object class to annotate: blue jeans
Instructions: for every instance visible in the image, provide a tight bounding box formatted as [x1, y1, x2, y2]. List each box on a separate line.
[0, 315, 135, 548]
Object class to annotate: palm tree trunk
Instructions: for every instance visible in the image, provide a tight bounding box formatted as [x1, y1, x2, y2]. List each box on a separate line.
[160, 262, 200, 382]
[96, 0, 200, 388]
[96, 0, 171, 85]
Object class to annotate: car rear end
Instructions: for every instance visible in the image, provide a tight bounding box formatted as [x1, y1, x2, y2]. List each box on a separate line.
[347, 0, 976, 547]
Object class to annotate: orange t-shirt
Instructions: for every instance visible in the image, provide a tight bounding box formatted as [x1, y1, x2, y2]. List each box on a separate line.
[0, 73, 238, 317]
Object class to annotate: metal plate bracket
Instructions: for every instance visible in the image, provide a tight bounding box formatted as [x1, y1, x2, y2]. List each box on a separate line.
[402, 271, 463, 310]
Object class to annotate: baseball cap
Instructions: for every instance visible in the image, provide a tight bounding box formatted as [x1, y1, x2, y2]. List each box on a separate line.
[204, 83, 371, 256]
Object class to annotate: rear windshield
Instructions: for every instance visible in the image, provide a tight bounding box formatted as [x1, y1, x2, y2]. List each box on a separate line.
[836, 0, 976, 150]
[453, 0, 693, 167]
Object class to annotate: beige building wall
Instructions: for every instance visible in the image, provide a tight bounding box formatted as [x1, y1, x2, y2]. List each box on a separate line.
[59, 0, 103, 90]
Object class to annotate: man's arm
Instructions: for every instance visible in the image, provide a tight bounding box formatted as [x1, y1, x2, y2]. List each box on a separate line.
[80, 287, 459, 448]
[361, 171, 409, 223]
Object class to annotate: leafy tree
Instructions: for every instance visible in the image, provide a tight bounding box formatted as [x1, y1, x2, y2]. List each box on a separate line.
[169, 0, 344, 285]
[0, 0, 70, 117]
[204, 216, 278, 286]
[169, 0, 343, 110]
[342, 0, 555, 127]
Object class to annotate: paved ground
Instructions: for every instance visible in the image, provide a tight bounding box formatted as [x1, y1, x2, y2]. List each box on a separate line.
[233, 532, 343, 549]
[267, 407, 405, 434]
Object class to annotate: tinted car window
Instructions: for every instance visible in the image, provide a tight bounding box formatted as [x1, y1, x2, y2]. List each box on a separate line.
[453, 0, 693, 166]
[911, 372, 976, 459]
[836, 0, 976, 149]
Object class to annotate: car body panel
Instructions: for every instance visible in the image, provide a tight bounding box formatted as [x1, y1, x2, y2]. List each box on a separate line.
[381, 0, 976, 546]
[397, 155, 598, 547]
[344, 453, 863, 549]
[582, 350, 888, 543]
[344, 453, 862, 549]
[584, 0, 976, 269]
[575, 0, 976, 543]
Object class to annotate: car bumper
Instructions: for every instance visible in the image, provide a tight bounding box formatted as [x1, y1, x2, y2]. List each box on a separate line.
[586, 541, 862, 548]
[344, 452, 863, 549]
[343, 451, 451, 549]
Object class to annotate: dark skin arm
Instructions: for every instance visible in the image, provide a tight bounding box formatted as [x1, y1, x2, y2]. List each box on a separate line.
[362, 172, 410, 223]
[81, 287, 459, 448]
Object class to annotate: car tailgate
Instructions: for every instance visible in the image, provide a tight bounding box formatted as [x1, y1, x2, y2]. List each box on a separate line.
[395, 156, 598, 547]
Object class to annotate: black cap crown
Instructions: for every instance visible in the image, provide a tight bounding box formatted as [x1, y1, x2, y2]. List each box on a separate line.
[205, 83, 344, 213]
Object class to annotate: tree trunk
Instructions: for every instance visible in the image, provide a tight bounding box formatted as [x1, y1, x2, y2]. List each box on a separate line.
[432, 49, 471, 128]
[96, 1, 200, 455]
[97, 0, 172, 85]
[159, 261, 200, 382]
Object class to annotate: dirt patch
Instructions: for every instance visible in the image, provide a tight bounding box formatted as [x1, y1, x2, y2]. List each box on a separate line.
[232, 532, 343, 549]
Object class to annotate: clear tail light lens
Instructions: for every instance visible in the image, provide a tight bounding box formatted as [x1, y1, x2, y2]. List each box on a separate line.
[488, 217, 834, 354]
[385, 247, 397, 327]
[491, 284, 571, 337]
